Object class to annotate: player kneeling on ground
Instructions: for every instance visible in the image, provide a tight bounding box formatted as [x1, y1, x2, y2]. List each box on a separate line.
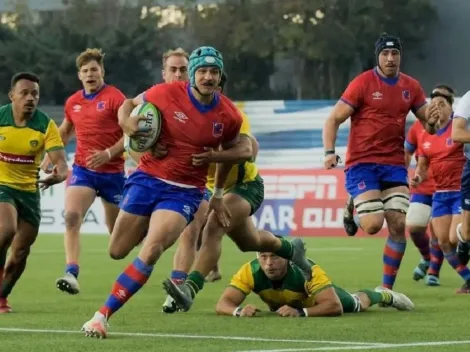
[215, 252, 414, 318]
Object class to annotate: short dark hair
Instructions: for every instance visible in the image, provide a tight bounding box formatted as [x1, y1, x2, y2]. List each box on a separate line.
[431, 84, 455, 105]
[433, 84, 454, 95]
[11, 72, 40, 90]
[219, 72, 228, 92]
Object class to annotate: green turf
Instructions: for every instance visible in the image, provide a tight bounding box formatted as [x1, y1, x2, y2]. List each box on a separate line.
[0, 235, 468, 352]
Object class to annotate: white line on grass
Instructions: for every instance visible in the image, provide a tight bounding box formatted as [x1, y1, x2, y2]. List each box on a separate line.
[0, 327, 386, 346]
[235, 339, 470, 352]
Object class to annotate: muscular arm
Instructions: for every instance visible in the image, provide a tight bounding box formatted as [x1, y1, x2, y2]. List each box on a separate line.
[47, 148, 68, 183]
[58, 119, 75, 145]
[108, 136, 125, 159]
[415, 103, 438, 135]
[209, 135, 254, 163]
[415, 156, 429, 181]
[304, 287, 343, 317]
[118, 95, 144, 128]
[405, 150, 413, 169]
[215, 287, 247, 316]
[214, 134, 241, 189]
[452, 117, 470, 143]
[322, 101, 353, 151]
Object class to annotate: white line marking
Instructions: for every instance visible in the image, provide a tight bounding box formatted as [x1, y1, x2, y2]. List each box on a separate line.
[0, 327, 385, 346]
[307, 248, 363, 252]
[235, 339, 470, 351]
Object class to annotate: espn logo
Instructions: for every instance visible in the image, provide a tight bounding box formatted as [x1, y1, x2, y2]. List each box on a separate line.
[263, 175, 338, 200]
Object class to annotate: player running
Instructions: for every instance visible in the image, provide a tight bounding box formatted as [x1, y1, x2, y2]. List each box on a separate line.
[406, 86, 453, 286]
[413, 89, 470, 293]
[40, 49, 127, 295]
[452, 90, 470, 266]
[0, 72, 68, 313]
[80, 46, 310, 338]
[322, 33, 440, 290]
[216, 251, 414, 318]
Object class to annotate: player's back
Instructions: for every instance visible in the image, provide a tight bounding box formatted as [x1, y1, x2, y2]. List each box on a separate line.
[140, 81, 242, 189]
[418, 121, 465, 190]
[65, 85, 125, 173]
[406, 120, 435, 195]
[0, 104, 63, 192]
[343, 69, 427, 168]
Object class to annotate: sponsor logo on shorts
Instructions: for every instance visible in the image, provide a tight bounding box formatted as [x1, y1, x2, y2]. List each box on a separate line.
[113, 194, 122, 203]
[183, 205, 191, 215]
[0, 152, 34, 164]
[357, 181, 366, 190]
[465, 199, 470, 205]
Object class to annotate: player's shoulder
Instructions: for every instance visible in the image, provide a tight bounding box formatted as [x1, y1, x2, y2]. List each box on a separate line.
[0, 104, 13, 125]
[65, 90, 83, 108]
[399, 72, 422, 89]
[30, 108, 54, 134]
[103, 85, 126, 99]
[351, 69, 375, 85]
[218, 95, 242, 121]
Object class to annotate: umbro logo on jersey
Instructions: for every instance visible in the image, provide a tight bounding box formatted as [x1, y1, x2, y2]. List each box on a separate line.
[423, 142, 431, 149]
[372, 91, 383, 100]
[174, 111, 188, 123]
[73, 104, 81, 113]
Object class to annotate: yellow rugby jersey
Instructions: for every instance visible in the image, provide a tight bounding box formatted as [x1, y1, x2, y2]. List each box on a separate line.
[230, 258, 332, 311]
[206, 110, 258, 192]
[0, 104, 64, 192]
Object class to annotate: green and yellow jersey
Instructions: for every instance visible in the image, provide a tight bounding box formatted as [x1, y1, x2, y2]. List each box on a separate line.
[0, 104, 64, 192]
[205, 110, 258, 192]
[230, 258, 332, 311]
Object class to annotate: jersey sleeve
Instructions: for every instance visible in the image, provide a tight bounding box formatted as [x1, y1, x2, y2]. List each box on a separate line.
[222, 107, 243, 144]
[340, 75, 364, 109]
[411, 82, 427, 113]
[454, 91, 470, 120]
[239, 111, 252, 136]
[405, 123, 418, 153]
[229, 263, 255, 295]
[143, 84, 169, 111]
[44, 120, 65, 152]
[305, 264, 333, 296]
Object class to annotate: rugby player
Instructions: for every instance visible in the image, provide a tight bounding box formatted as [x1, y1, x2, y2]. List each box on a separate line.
[323, 33, 440, 289]
[0, 72, 68, 313]
[216, 252, 414, 318]
[413, 89, 470, 293]
[81, 46, 261, 338]
[406, 86, 453, 286]
[40, 48, 127, 295]
[452, 90, 470, 266]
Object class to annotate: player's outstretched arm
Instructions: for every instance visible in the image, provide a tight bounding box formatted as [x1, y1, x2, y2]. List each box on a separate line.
[58, 119, 75, 145]
[411, 156, 429, 186]
[192, 135, 254, 165]
[38, 148, 68, 190]
[303, 287, 343, 317]
[215, 287, 254, 317]
[322, 101, 353, 169]
[415, 103, 439, 135]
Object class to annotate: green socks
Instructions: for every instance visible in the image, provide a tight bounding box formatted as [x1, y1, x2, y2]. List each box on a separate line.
[274, 237, 294, 259]
[359, 289, 393, 306]
[185, 271, 205, 298]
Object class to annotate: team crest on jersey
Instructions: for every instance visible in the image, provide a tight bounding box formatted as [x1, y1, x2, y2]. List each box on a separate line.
[446, 137, 454, 147]
[96, 101, 106, 111]
[30, 140, 38, 147]
[402, 90, 411, 102]
[213, 122, 224, 137]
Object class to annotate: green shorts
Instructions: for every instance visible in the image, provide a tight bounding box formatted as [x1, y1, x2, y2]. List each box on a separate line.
[207, 174, 264, 216]
[0, 185, 41, 228]
[334, 285, 361, 313]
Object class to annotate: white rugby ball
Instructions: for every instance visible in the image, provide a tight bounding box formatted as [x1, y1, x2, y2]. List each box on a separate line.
[128, 103, 162, 152]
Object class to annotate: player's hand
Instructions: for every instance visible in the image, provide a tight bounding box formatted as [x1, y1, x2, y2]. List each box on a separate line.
[276, 305, 301, 318]
[86, 149, 111, 169]
[150, 143, 168, 159]
[324, 154, 340, 170]
[240, 305, 260, 317]
[37, 165, 66, 190]
[426, 103, 441, 126]
[206, 196, 231, 228]
[410, 173, 423, 186]
[39, 154, 53, 174]
[192, 147, 216, 166]
[122, 115, 152, 138]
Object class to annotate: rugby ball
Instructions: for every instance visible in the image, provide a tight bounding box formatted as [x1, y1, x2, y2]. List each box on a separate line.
[128, 103, 162, 152]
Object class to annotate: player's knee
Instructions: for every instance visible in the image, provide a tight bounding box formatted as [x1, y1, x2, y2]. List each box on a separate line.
[108, 242, 132, 260]
[354, 198, 384, 234]
[358, 217, 383, 235]
[9, 246, 30, 263]
[64, 211, 83, 230]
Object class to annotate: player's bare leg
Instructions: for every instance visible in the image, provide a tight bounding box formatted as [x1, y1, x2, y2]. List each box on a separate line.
[425, 224, 443, 286]
[353, 190, 385, 235]
[432, 213, 470, 293]
[101, 199, 120, 234]
[1, 219, 39, 312]
[0, 203, 18, 313]
[343, 194, 359, 236]
[82, 209, 188, 338]
[164, 193, 311, 312]
[457, 210, 470, 265]
[380, 186, 409, 290]
[56, 186, 96, 295]
[162, 201, 208, 313]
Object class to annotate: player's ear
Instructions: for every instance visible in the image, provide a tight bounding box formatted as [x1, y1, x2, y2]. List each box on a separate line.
[8, 90, 13, 101]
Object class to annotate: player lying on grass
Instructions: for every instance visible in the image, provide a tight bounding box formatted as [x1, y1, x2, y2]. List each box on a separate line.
[215, 252, 414, 318]
[0, 72, 68, 313]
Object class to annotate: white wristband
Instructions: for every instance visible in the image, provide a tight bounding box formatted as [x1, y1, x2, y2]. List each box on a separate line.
[213, 187, 224, 199]
[105, 148, 112, 160]
[303, 308, 309, 317]
[232, 307, 242, 317]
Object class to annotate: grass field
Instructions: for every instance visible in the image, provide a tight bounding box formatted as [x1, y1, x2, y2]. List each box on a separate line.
[0, 234, 468, 352]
